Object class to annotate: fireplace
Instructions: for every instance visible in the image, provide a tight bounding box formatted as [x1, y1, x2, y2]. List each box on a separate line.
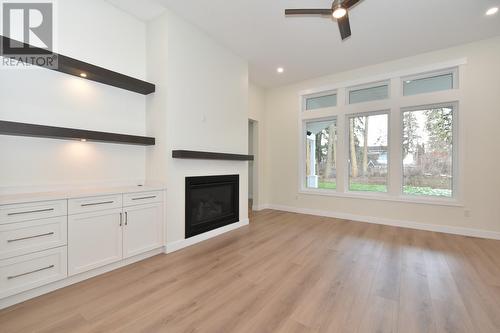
[185, 175, 239, 238]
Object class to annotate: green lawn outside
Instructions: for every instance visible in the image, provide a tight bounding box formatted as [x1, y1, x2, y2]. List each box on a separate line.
[403, 186, 451, 197]
[318, 181, 337, 189]
[316, 181, 451, 197]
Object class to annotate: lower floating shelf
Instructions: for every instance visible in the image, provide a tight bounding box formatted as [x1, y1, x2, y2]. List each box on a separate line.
[0, 120, 155, 146]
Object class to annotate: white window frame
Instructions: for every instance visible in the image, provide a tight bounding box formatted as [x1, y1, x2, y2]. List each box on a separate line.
[400, 102, 459, 200]
[401, 67, 458, 96]
[302, 90, 338, 111]
[303, 116, 339, 191]
[345, 110, 391, 194]
[346, 80, 390, 105]
[297, 58, 466, 207]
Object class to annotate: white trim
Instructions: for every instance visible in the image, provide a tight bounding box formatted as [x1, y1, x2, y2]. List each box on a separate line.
[298, 189, 463, 207]
[0, 247, 164, 310]
[400, 102, 459, 201]
[344, 110, 390, 194]
[165, 219, 249, 254]
[298, 58, 467, 97]
[345, 80, 390, 105]
[253, 204, 270, 211]
[302, 90, 338, 111]
[401, 66, 459, 96]
[266, 204, 500, 240]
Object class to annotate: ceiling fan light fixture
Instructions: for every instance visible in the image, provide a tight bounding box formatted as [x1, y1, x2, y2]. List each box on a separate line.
[486, 7, 498, 16]
[332, 5, 347, 19]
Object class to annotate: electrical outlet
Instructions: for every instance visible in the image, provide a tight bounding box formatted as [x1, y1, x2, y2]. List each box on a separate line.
[464, 209, 471, 218]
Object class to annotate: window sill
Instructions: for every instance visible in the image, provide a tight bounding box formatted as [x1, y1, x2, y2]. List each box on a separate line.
[298, 189, 463, 207]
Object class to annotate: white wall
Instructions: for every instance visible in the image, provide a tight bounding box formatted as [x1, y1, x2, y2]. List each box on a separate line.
[146, 10, 249, 243]
[0, 0, 148, 191]
[263, 37, 500, 235]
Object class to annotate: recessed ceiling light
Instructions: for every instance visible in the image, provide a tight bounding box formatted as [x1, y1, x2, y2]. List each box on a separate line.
[486, 7, 498, 15]
[277, 67, 284, 74]
[80, 72, 87, 78]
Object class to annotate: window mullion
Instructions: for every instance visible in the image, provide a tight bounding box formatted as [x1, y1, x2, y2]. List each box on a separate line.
[336, 113, 346, 192]
[388, 78, 402, 196]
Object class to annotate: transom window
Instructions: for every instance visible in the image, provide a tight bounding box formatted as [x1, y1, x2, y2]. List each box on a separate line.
[347, 81, 389, 104]
[403, 68, 457, 96]
[305, 92, 337, 110]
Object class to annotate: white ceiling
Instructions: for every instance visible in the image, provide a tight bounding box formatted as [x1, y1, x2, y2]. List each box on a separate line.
[108, 0, 500, 87]
[105, 0, 165, 21]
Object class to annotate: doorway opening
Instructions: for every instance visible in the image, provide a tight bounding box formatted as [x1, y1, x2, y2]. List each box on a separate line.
[248, 119, 258, 213]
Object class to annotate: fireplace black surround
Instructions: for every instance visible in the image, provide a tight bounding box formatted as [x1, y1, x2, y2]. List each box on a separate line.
[185, 175, 239, 238]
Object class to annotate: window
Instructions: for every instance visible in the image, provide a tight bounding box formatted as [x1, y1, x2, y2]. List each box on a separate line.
[403, 70, 455, 96]
[348, 81, 389, 104]
[299, 62, 463, 203]
[402, 104, 455, 197]
[305, 118, 337, 189]
[348, 113, 389, 192]
[305, 93, 337, 110]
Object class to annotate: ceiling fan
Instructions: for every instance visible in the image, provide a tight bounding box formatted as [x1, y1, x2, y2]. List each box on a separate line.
[285, 0, 362, 40]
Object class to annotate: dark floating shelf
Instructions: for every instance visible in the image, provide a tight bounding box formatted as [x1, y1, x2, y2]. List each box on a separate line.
[1, 35, 155, 95]
[0, 121, 155, 146]
[172, 150, 254, 161]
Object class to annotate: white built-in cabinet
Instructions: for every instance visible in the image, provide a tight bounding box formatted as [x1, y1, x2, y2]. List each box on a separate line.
[68, 191, 164, 276]
[68, 208, 124, 275]
[0, 188, 164, 304]
[122, 203, 163, 259]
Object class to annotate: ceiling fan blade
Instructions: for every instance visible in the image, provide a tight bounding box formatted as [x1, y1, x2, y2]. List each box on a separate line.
[285, 9, 332, 16]
[337, 13, 351, 40]
[342, 0, 361, 9]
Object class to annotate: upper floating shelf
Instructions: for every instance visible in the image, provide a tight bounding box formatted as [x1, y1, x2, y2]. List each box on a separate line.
[172, 150, 254, 161]
[0, 120, 155, 146]
[1, 35, 155, 95]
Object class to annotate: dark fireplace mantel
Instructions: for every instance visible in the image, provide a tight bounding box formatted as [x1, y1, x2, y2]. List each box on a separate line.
[172, 150, 254, 161]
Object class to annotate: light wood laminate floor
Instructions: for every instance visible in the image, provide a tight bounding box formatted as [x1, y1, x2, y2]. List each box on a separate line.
[1, 210, 500, 332]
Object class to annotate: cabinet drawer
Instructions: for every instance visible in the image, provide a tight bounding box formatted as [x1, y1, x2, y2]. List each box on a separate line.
[0, 217, 67, 260]
[68, 194, 122, 215]
[0, 200, 67, 225]
[123, 191, 163, 207]
[0, 246, 67, 299]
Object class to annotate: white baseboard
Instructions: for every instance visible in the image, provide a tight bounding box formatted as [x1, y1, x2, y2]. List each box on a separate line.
[0, 247, 164, 310]
[165, 219, 250, 254]
[252, 204, 270, 211]
[267, 204, 500, 240]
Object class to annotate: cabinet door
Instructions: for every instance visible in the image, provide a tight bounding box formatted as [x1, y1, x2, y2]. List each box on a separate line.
[68, 209, 123, 275]
[123, 203, 163, 258]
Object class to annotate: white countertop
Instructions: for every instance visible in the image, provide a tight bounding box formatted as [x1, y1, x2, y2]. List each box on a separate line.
[0, 184, 166, 205]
